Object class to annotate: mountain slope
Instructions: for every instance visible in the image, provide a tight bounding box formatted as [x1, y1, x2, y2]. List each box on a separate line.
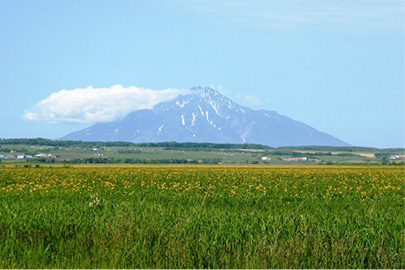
[61, 86, 350, 147]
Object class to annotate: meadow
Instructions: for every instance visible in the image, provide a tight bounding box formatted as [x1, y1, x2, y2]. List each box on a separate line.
[0, 165, 403, 268]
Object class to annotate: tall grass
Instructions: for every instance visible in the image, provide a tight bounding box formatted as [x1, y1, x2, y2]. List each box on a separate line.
[0, 166, 403, 268]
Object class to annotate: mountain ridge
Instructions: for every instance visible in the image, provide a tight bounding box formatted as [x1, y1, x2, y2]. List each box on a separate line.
[60, 86, 350, 147]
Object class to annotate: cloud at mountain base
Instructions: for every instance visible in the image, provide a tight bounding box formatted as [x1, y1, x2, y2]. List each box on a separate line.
[23, 85, 191, 124]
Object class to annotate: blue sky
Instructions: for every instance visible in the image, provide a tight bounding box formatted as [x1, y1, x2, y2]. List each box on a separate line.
[0, 0, 403, 148]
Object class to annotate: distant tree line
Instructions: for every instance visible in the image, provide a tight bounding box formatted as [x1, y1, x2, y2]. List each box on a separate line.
[164, 147, 264, 153]
[1, 138, 403, 154]
[276, 145, 403, 154]
[265, 151, 360, 157]
[136, 142, 272, 150]
[0, 138, 134, 148]
[0, 138, 271, 150]
[117, 150, 142, 154]
[26, 157, 223, 165]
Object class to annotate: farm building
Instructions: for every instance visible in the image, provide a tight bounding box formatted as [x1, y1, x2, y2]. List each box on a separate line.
[390, 155, 405, 160]
[34, 153, 55, 158]
[288, 157, 308, 161]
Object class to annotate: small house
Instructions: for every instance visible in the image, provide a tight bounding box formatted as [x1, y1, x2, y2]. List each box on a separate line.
[390, 155, 405, 160]
[288, 157, 308, 161]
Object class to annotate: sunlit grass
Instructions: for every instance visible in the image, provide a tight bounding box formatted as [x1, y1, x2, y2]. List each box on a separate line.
[0, 165, 403, 268]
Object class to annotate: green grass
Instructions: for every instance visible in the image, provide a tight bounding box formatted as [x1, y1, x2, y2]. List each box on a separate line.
[3, 141, 404, 165]
[0, 165, 404, 268]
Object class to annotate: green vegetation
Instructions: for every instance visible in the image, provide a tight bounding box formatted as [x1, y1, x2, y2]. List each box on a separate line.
[0, 166, 403, 268]
[0, 138, 404, 165]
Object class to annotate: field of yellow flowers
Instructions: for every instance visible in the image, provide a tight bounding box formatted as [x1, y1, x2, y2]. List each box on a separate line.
[0, 165, 404, 268]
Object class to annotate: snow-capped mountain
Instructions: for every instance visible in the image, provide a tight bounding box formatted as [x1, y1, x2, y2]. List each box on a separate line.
[60, 86, 349, 147]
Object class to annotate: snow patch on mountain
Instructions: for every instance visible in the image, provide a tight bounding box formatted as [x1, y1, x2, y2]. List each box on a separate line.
[191, 112, 197, 127]
[61, 86, 350, 147]
[157, 125, 164, 133]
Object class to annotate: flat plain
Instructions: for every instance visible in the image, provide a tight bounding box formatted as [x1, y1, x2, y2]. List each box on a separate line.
[0, 165, 404, 268]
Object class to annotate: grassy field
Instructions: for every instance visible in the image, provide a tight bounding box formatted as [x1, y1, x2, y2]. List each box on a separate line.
[1, 139, 404, 165]
[0, 165, 404, 268]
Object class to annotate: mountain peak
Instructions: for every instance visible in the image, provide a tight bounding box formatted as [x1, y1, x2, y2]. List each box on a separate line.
[188, 86, 226, 103]
[190, 86, 213, 91]
[60, 86, 350, 147]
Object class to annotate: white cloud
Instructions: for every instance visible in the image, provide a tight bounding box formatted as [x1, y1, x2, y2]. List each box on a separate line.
[23, 85, 192, 124]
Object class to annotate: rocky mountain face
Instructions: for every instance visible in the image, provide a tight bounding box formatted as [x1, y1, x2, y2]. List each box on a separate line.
[60, 86, 349, 147]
